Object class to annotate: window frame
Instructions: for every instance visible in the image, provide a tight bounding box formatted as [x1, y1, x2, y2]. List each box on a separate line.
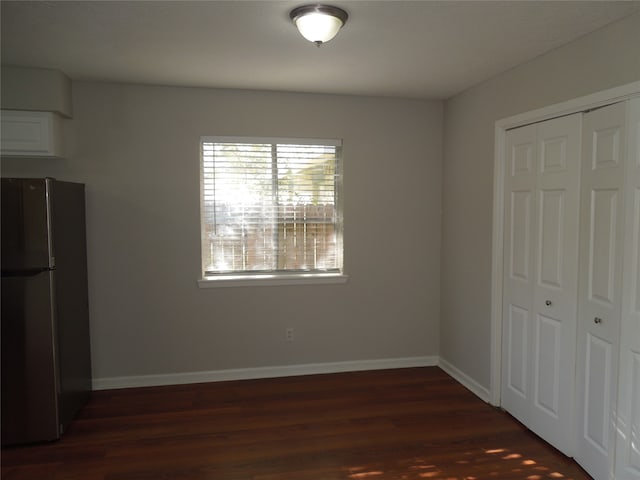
[198, 136, 348, 288]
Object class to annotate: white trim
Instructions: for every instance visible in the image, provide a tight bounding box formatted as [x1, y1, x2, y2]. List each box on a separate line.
[495, 81, 640, 131]
[201, 136, 342, 146]
[439, 357, 492, 404]
[92, 355, 438, 390]
[197, 273, 349, 288]
[491, 81, 640, 407]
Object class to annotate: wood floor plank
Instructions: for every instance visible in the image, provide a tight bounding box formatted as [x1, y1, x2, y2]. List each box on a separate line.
[1, 367, 591, 479]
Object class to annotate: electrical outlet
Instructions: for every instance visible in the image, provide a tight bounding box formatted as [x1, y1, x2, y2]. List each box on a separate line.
[285, 327, 294, 342]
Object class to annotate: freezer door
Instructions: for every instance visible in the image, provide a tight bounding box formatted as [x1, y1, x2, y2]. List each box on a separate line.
[1, 178, 54, 271]
[1, 270, 60, 445]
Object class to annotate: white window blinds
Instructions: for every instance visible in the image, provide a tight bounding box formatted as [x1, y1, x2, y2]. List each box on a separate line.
[200, 137, 343, 276]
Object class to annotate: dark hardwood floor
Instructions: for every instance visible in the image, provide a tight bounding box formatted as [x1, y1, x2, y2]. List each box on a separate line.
[1, 367, 591, 480]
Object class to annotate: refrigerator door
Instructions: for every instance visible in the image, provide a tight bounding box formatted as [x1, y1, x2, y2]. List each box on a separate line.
[1, 178, 54, 272]
[48, 180, 92, 430]
[1, 270, 60, 445]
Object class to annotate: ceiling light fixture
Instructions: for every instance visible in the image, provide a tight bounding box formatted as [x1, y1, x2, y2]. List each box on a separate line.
[289, 4, 348, 46]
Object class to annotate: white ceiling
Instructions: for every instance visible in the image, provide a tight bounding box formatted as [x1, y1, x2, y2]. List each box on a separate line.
[2, 1, 639, 100]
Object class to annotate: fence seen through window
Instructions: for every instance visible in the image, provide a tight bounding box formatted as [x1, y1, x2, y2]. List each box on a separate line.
[200, 138, 343, 276]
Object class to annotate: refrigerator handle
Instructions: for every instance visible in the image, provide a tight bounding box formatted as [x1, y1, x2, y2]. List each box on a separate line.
[45, 178, 56, 269]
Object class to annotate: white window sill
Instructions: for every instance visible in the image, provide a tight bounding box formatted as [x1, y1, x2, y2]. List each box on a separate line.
[197, 273, 349, 288]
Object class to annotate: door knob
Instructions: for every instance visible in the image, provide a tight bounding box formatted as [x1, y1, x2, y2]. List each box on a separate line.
[545, 300, 552, 306]
[594, 317, 603, 324]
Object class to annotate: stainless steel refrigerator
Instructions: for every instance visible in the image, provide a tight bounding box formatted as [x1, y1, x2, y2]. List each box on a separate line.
[1, 177, 92, 445]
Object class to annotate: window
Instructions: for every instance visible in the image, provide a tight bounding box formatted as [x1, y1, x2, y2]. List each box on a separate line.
[199, 136, 344, 285]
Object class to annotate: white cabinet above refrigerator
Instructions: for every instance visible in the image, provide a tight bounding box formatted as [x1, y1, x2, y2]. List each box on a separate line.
[1, 110, 63, 158]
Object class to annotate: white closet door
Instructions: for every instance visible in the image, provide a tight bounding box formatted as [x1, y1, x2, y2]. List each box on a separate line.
[502, 114, 581, 456]
[502, 123, 537, 426]
[530, 115, 581, 455]
[576, 101, 627, 480]
[615, 97, 640, 480]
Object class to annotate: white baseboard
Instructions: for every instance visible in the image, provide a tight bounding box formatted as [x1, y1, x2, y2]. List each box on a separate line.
[92, 355, 439, 391]
[438, 357, 491, 403]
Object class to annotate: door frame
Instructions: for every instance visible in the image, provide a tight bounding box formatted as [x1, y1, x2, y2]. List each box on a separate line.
[489, 80, 640, 406]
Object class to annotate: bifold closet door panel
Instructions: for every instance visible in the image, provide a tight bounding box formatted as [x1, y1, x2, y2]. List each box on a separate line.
[615, 97, 640, 480]
[502, 123, 537, 427]
[576, 101, 627, 480]
[502, 113, 581, 457]
[529, 115, 581, 457]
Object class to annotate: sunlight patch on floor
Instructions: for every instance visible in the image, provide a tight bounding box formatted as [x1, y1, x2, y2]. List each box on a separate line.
[340, 446, 582, 480]
[348, 472, 384, 478]
[502, 453, 522, 459]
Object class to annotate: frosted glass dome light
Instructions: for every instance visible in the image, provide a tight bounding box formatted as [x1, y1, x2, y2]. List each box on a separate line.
[290, 4, 348, 46]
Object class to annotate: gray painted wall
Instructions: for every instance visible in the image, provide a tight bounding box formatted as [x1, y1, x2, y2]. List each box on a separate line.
[440, 12, 640, 389]
[1, 83, 443, 381]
